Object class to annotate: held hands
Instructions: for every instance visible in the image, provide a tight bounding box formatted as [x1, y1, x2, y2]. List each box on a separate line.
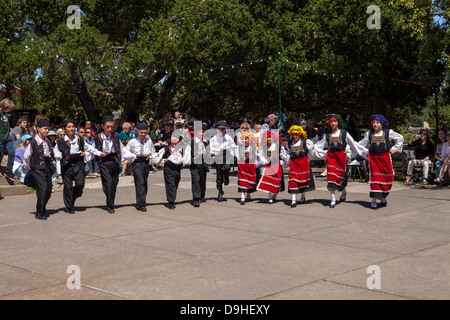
[80, 151, 86, 157]
[146, 155, 151, 161]
[100, 152, 107, 157]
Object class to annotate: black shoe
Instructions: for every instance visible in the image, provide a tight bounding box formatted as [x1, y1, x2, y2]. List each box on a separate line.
[201, 198, 206, 203]
[4, 170, 16, 182]
[379, 202, 387, 207]
[193, 200, 200, 207]
[371, 203, 378, 210]
[65, 208, 75, 214]
[291, 202, 297, 208]
[217, 191, 224, 202]
[108, 208, 115, 214]
[137, 206, 147, 212]
[240, 200, 245, 205]
[339, 196, 346, 202]
[35, 213, 47, 220]
[224, 174, 230, 186]
[330, 203, 335, 209]
[167, 203, 175, 210]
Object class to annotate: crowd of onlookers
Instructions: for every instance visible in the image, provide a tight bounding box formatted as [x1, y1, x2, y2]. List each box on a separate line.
[0, 97, 449, 187]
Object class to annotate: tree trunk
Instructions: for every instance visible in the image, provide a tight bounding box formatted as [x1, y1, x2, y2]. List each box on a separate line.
[67, 60, 102, 123]
[155, 72, 180, 120]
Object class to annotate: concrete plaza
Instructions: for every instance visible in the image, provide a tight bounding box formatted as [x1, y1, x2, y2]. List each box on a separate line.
[0, 169, 449, 300]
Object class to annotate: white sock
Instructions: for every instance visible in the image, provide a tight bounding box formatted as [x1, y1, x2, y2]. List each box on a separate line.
[241, 192, 246, 201]
[292, 194, 296, 202]
[330, 192, 336, 205]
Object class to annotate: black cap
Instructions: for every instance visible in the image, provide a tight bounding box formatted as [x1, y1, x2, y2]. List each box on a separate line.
[36, 119, 51, 128]
[215, 120, 228, 128]
[63, 119, 75, 127]
[102, 116, 114, 124]
[202, 123, 208, 130]
[136, 123, 149, 131]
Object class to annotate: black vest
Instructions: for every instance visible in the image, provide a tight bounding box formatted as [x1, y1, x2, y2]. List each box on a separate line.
[326, 131, 347, 152]
[93, 133, 121, 161]
[369, 129, 391, 154]
[29, 138, 53, 170]
[289, 138, 308, 159]
[57, 136, 85, 166]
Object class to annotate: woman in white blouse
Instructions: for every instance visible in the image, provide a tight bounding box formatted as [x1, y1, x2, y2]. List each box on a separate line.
[358, 115, 404, 210]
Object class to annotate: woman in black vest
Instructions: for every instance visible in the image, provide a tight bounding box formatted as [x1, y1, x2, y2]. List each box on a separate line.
[359, 114, 404, 210]
[93, 116, 133, 213]
[23, 120, 55, 220]
[315, 114, 368, 208]
[53, 119, 104, 214]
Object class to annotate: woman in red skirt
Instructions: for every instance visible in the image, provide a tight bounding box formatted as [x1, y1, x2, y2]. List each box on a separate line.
[316, 114, 368, 208]
[358, 114, 404, 210]
[286, 125, 326, 207]
[257, 130, 290, 204]
[236, 131, 262, 205]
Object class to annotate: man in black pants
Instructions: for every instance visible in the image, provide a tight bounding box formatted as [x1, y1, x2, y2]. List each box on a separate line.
[124, 123, 157, 212]
[23, 119, 55, 220]
[93, 116, 132, 213]
[54, 119, 104, 213]
[209, 120, 236, 201]
[190, 122, 209, 207]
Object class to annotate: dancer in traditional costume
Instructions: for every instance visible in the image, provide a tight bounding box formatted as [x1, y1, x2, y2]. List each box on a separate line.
[316, 114, 368, 208]
[257, 130, 289, 204]
[124, 123, 158, 212]
[154, 133, 191, 209]
[23, 120, 55, 220]
[53, 119, 104, 214]
[190, 122, 209, 207]
[358, 114, 403, 210]
[235, 131, 263, 205]
[92, 116, 133, 214]
[286, 125, 326, 207]
[209, 121, 236, 202]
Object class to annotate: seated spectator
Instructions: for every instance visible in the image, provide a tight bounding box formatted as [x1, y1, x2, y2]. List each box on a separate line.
[434, 130, 450, 185]
[119, 122, 132, 146]
[149, 120, 160, 143]
[129, 122, 136, 139]
[13, 134, 33, 183]
[305, 119, 318, 141]
[10, 117, 29, 148]
[114, 118, 122, 134]
[434, 129, 446, 173]
[159, 122, 174, 144]
[406, 129, 435, 183]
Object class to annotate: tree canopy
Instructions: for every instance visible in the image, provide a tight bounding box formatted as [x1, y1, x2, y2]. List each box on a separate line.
[0, 0, 448, 128]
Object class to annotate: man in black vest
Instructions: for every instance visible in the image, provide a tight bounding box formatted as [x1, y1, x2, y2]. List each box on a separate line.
[54, 119, 104, 214]
[190, 122, 209, 207]
[23, 119, 55, 220]
[93, 116, 133, 213]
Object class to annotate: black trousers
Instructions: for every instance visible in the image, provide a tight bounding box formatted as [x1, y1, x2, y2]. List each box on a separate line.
[98, 160, 119, 209]
[164, 161, 182, 204]
[133, 161, 150, 208]
[190, 163, 207, 200]
[62, 160, 85, 210]
[31, 167, 53, 215]
[215, 163, 231, 192]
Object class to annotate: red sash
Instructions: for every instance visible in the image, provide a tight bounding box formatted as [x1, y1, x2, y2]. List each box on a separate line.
[238, 163, 258, 190]
[369, 152, 394, 196]
[288, 156, 310, 191]
[257, 162, 283, 194]
[327, 150, 347, 188]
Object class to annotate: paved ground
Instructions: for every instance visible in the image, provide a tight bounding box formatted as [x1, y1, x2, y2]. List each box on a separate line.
[0, 169, 449, 300]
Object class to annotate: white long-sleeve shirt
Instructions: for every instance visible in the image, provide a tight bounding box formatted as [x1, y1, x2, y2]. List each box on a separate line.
[358, 129, 404, 154]
[315, 130, 368, 159]
[125, 137, 157, 164]
[23, 135, 52, 169]
[209, 133, 237, 157]
[259, 143, 290, 169]
[154, 143, 191, 167]
[53, 135, 102, 161]
[97, 132, 134, 161]
[234, 144, 266, 168]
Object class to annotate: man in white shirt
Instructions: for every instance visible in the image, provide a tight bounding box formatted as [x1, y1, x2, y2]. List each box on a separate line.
[209, 120, 236, 201]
